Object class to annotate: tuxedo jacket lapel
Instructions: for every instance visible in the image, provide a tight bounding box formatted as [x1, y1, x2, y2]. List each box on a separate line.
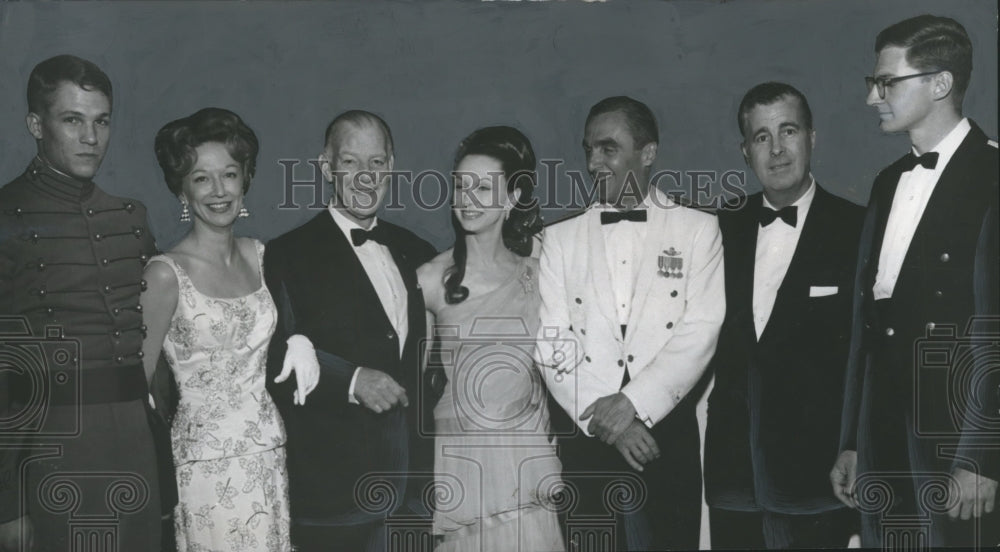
[586, 208, 621, 338]
[320, 214, 398, 350]
[629, 194, 668, 330]
[727, 195, 762, 345]
[759, 185, 832, 343]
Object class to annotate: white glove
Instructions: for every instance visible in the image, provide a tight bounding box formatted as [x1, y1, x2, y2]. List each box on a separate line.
[275, 334, 320, 405]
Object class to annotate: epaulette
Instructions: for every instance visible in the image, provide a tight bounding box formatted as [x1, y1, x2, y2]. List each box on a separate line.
[987, 138, 998, 149]
[664, 191, 719, 216]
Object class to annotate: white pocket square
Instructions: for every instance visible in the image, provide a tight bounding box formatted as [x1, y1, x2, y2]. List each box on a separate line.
[809, 285, 838, 297]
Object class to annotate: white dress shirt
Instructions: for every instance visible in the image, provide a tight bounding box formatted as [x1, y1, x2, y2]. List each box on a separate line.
[599, 196, 651, 329]
[328, 206, 408, 402]
[874, 118, 971, 300]
[753, 178, 816, 339]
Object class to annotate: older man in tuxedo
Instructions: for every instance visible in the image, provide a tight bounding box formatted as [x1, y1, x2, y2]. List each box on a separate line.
[831, 15, 999, 548]
[704, 82, 863, 549]
[536, 96, 724, 550]
[264, 110, 436, 552]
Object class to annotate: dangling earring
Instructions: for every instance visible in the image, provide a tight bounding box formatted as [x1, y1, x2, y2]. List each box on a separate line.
[179, 202, 191, 222]
[238, 206, 249, 218]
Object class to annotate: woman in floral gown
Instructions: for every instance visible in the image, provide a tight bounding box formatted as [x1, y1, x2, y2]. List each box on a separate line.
[418, 126, 564, 551]
[140, 108, 315, 551]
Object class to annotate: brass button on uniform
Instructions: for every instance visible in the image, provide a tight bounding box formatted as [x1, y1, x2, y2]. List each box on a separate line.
[940, 253, 950, 263]
[885, 327, 895, 336]
[386, 331, 395, 340]
[934, 290, 943, 298]
[926, 322, 936, 331]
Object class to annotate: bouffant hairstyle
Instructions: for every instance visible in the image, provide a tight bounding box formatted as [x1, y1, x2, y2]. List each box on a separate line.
[444, 126, 543, 304]
[154, 107, 259, 195]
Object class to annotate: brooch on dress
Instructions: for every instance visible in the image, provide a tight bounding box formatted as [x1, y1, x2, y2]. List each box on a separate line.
[519, 264, 535, 293]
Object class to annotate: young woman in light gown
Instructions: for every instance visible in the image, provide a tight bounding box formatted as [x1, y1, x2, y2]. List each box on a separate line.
[418, 126, 564, 552]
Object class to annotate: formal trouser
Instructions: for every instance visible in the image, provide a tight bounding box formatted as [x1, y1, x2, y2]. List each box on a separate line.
[293, 520, 438, 552]
[293, 522, 386, 552]
[25, 400, 163, 551]
[551, 398, 701, 552]
[857, 311, 1000, 549]
[709, 506, 857, 549]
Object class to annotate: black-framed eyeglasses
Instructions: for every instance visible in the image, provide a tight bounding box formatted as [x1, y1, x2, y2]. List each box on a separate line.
[865, 71, 942, 99]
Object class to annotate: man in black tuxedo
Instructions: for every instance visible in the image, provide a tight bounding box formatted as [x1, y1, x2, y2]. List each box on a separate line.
[704, 82, 864, 549]
[264, 110, 436, 552]
[831, 15, 999, 548]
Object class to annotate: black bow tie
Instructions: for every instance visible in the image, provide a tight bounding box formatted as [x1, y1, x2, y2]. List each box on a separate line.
[759, 205, 798, 228]
[350, 226, 390, 247]
[899, 151, 939, 172]
[600, 209, 647, 225]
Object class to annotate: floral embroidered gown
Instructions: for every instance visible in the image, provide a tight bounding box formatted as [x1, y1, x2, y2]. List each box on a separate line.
[431, 256, 564, 552]
[151, 239, 291, 551]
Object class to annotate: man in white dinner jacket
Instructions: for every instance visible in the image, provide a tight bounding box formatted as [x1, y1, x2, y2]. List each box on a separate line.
[535, 95, 725, 551]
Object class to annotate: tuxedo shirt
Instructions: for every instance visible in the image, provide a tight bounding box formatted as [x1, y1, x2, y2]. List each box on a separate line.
[328, 207, 407, 402]
[874, 118, 971, 299]
[598, 198, 651, 327]
[753, 179, 815, 338]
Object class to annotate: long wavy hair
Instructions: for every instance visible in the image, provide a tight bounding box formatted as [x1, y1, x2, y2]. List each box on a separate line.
[444, 126, 543, 304]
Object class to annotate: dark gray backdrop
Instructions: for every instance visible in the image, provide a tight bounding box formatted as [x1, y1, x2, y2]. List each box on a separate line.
[1, 0, 997, 250]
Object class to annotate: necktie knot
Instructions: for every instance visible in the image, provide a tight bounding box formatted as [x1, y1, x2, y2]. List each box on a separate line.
[900, 151, 939, 172]
[759, 205, 798, 228]
[350, 225, 390, 247]
[600, 209, 647, 225]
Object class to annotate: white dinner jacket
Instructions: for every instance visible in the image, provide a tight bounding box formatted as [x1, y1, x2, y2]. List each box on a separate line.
[535, 187, 725, 434]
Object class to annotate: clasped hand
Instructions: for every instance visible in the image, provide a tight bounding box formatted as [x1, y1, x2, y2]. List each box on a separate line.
[580, 392, 637, 444]
[353, 367, 409, 414]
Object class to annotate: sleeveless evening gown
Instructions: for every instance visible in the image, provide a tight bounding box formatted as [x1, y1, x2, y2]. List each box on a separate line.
[431, 256, 564, 552]
[151, 239, 291, 551]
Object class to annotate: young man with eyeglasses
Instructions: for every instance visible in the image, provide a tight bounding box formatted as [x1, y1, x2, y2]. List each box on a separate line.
[831, 14, 999, 548]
